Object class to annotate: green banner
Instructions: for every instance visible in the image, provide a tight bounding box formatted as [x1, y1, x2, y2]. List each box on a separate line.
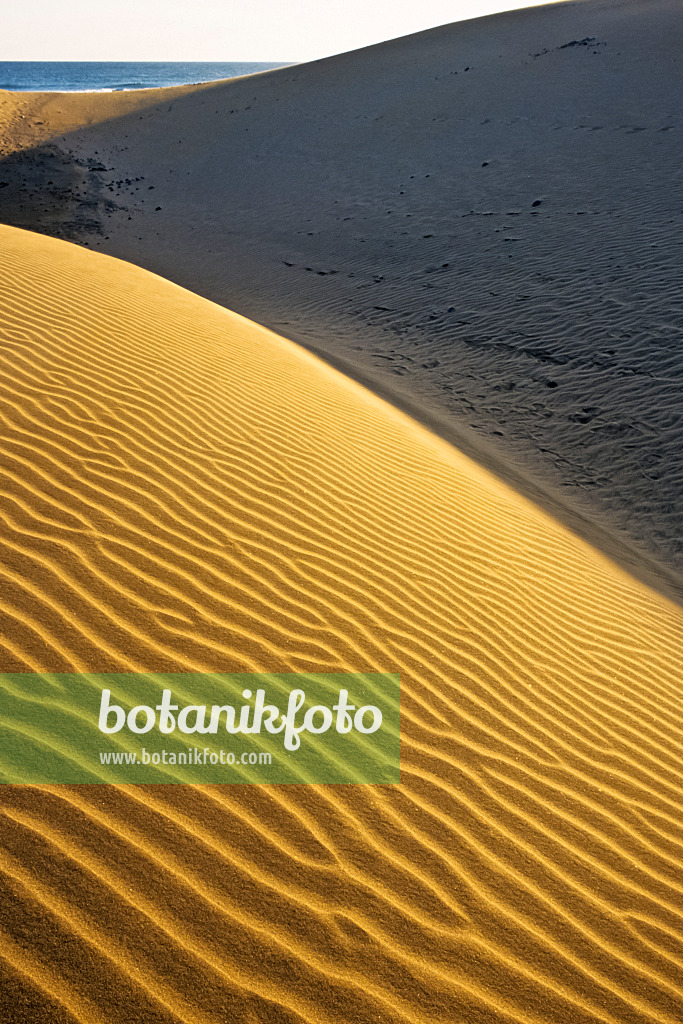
[0, 672, 400, 784]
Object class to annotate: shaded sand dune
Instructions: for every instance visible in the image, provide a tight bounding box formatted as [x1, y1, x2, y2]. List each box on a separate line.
[1, 224, 683, 1022]
[0, 0, 682, 598]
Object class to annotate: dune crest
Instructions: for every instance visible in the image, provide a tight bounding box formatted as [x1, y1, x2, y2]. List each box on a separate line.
[1, 0, 681, 598]
[0, 225, 682, 1022]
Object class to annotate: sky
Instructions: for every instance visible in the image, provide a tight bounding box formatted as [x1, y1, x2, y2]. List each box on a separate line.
[4, 0, 567, 62]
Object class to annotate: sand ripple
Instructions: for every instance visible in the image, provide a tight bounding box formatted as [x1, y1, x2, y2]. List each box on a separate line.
[0, 225, 682, 1022]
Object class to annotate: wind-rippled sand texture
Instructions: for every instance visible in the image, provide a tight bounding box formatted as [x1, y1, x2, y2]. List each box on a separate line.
[1, 0, 681, 590]
[0, 225, 683, 1022]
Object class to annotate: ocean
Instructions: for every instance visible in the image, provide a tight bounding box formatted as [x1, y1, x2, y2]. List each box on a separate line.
[0, 61, 293, 92]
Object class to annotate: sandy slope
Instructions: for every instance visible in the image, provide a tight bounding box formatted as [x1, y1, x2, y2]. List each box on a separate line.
[0, 0, 681, 600]
[1, 224, 683, 1022]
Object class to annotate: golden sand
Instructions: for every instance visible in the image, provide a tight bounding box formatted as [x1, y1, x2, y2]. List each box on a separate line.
[0, 224, 682, 1022]
[1, 0, 681, 598]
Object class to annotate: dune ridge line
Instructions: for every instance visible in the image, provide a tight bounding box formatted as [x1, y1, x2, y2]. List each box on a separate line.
[0, 224, 681, 1022]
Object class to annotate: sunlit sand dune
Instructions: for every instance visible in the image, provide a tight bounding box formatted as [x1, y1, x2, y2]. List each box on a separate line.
[1, 0, 681, 597]
[0, 224, 682, 1022]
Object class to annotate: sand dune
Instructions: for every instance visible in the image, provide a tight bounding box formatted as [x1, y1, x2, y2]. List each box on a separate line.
[1, 224, 683, 1022]
[0, 0, 681, 600]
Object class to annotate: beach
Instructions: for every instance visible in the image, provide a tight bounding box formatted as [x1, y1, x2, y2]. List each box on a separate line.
[0, 0, 682, 1021]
